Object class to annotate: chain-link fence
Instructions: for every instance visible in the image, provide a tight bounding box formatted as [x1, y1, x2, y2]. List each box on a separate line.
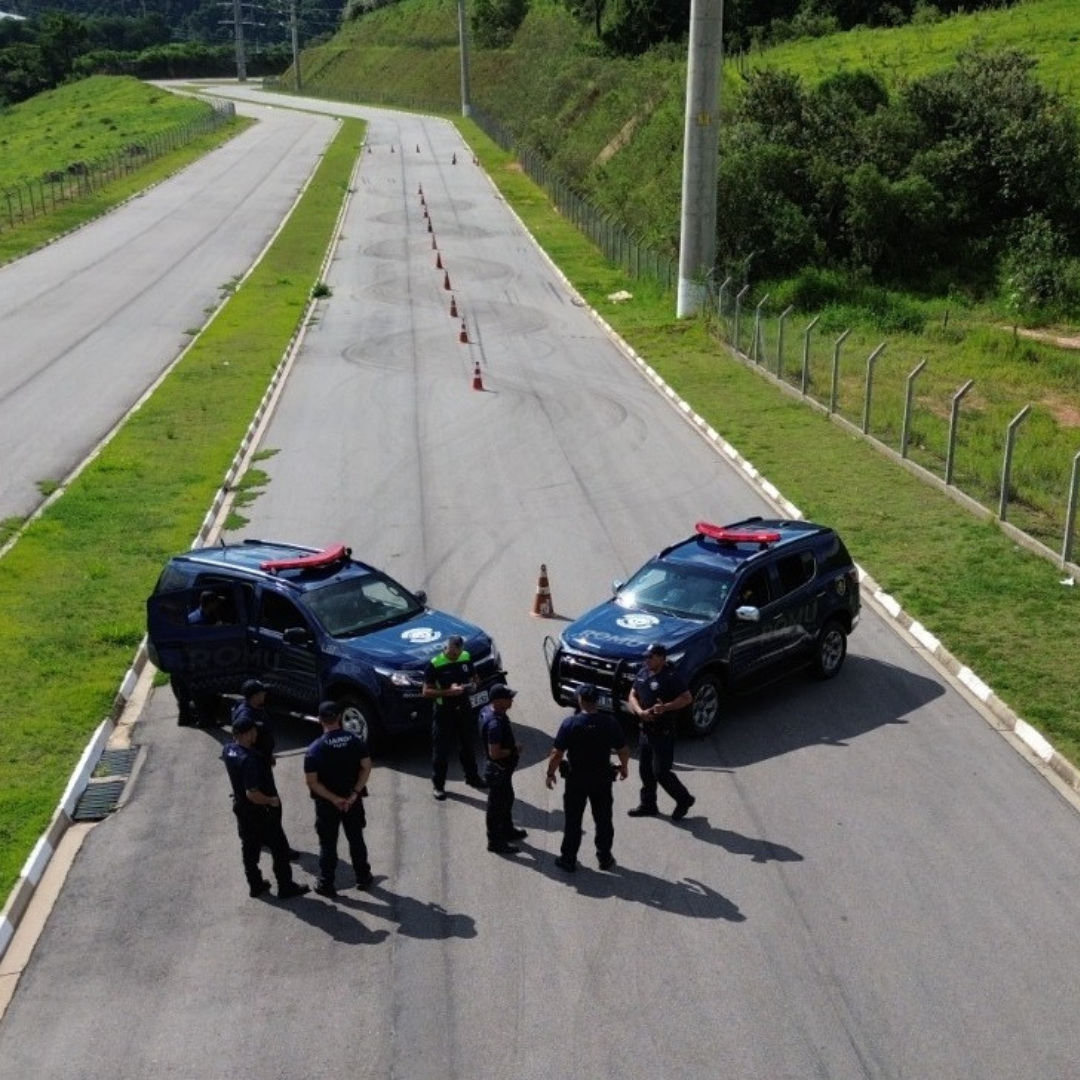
[0, 100, 236, 235]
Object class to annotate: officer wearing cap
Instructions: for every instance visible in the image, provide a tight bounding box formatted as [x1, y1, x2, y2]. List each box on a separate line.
[221, 716, 309, 900]
[627, 643, 696, 820]
[545, 684, 629, 872]
[232, 678, 300, 860]
[304, 701, 374, 897]
[423, 634, 487, 800]
[480, 684, 527, 854]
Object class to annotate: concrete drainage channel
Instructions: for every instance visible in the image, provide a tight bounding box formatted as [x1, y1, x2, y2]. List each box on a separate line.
[72, 747, 144, 822]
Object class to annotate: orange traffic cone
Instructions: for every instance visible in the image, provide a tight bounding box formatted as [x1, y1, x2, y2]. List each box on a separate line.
[436, 252, 443, 270]
[471, 361, 484, 391]
[443, 271, 452, 290]
[449, 295, 458, 318]
[459, 319, 469, 343]
[531, 565, 555, 617]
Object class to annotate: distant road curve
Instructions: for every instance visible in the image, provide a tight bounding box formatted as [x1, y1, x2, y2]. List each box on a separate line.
[0, 99, 338, 524]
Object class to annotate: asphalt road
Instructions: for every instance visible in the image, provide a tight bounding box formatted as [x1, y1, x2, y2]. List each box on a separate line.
[0, 99, 338, 523]
[1, 90, 1079, 1080]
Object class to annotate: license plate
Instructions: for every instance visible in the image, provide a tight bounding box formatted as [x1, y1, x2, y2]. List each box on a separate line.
[470, 690, 489, 708]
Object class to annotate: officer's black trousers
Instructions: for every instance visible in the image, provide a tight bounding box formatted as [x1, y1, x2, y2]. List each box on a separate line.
[638, 730, 690, 809]
[314, 797, 369, 887]
[431, 706, 482, 788]
[233, 803, 292, 888]
[483, 764, 516, 845]
[562, 775, 614, 863]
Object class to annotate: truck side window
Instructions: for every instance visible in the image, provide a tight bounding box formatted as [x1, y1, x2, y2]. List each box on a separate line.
[260, 592, 307, 635]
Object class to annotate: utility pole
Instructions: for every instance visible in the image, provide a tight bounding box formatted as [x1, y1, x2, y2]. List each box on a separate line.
[457, 0, 471, 117]
[232, 0, 247, 82]
[290, 0, 302, 91]
[676, 0, 724, 318]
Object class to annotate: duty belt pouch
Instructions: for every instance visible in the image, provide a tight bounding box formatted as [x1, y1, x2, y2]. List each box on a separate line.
[558, 759, 571, 779]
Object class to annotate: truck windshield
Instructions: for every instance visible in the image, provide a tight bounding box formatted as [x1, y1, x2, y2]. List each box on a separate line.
[307, 572, 425, 637]
[616, 561, 732, 621]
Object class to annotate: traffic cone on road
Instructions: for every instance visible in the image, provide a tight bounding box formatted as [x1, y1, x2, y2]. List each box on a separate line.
[471, 361, 484, 391]
[428, 218, 433, 233]
[432, 234, 438, 250]
[452, 152, 457, 165]
[418, 184, 424, 196]
[436, 252, 443, 270]
[459, 319, 469, 343]
[443, 271, 452, 290]
[531, 565, 555, 618]
[416, 144, 421, 153]
[449, 295, 458, 318]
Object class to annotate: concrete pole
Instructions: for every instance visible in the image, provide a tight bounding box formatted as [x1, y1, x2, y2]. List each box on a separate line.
[457, 0, 472, 118]
[232, 0, 247, 83]
[290, 0, 302, 92]
[676, 0, 724, 318]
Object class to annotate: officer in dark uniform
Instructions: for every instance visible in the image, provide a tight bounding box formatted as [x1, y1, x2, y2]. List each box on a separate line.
[174, 591, 224, 727]
[545, 683, 630, 872]
[304, 701, 374, 897]
[627, 643, 696, 820]
[221, 716, 309, 900]
[423, 634, 487, 800]
[480, 683, 527, 854]
[232, 678, 300, 861]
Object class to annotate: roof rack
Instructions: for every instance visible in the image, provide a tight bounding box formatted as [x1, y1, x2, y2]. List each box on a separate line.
[260, 544, 351, 574]
[695, 521, 781, 547]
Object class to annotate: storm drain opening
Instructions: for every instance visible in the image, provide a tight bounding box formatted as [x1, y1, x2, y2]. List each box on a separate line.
[73, 746, 142, 821]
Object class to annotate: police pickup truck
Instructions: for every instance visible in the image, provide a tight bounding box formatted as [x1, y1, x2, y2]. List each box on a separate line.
[146, 540, 503, 743]
[544, 519, 860, 736]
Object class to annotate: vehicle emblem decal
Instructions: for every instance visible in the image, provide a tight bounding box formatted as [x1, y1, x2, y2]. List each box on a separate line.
[616, 613, 659, 630]
[401, 627, 442, 644]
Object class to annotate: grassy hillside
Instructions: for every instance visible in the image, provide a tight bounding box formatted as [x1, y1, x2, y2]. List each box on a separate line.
[0, 75, 225, 189]
[289, 0, 1080, 253]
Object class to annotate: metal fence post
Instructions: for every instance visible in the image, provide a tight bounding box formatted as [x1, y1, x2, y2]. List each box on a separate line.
[945, 379, 975, 486]
[734, 285, 750, 355]
[1063, 450, 1080, 567]
[776, 305, 794, 379]
[999, 405, 1032, 521]
[862, 342, 887, 434]
[829, 329, 851, 415]
[801, 315, 819, 396]
[901, 360, 927, 459]
[751, 294, 770, 364]
[716, 276, 731, 321]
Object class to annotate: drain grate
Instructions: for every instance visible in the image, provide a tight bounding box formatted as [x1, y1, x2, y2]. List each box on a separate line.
[73, 745, 141, 821]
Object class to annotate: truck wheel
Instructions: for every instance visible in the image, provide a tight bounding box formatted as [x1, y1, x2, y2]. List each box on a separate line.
[340, 694, 382, 753]
[813, 620, 847, 679]
[686, 674, 722, 738]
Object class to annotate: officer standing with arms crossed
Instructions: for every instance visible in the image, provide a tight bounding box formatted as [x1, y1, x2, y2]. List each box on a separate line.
[304, 701, 374, 897]
[480, 684, 527, 854]
[627, 643, 696, 820]
[221, 715, 309, 900]
[423, 634, 487, 800]
[545, 684, 630, 872]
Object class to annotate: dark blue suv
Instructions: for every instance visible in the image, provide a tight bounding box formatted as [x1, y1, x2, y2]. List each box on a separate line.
[544, 518, 860, 736]
[146, 540, 503, 743]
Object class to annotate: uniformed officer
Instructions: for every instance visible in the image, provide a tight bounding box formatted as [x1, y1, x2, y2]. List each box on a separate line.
[480, 683, 527, 854]
[423, 634, 487, 799]
[221, 716, 309, 900]
[545, 683, 630, 872]
[304, 701, 374, 897]
[232, 678, 300, 861]
[627, 643, 696, 820]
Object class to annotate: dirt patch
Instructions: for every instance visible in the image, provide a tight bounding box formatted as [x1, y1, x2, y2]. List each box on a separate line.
[1012, 326, 1080, 351]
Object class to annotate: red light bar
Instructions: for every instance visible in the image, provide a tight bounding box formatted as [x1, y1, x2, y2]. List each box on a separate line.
[695, 521, 781, 545]
[260, 544, 350, 573]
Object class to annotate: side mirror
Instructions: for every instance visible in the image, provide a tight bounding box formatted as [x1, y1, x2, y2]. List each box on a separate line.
[413, 589, 428, 607]
[735, 605, 760, 623]
[611, 580, 624, 594]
